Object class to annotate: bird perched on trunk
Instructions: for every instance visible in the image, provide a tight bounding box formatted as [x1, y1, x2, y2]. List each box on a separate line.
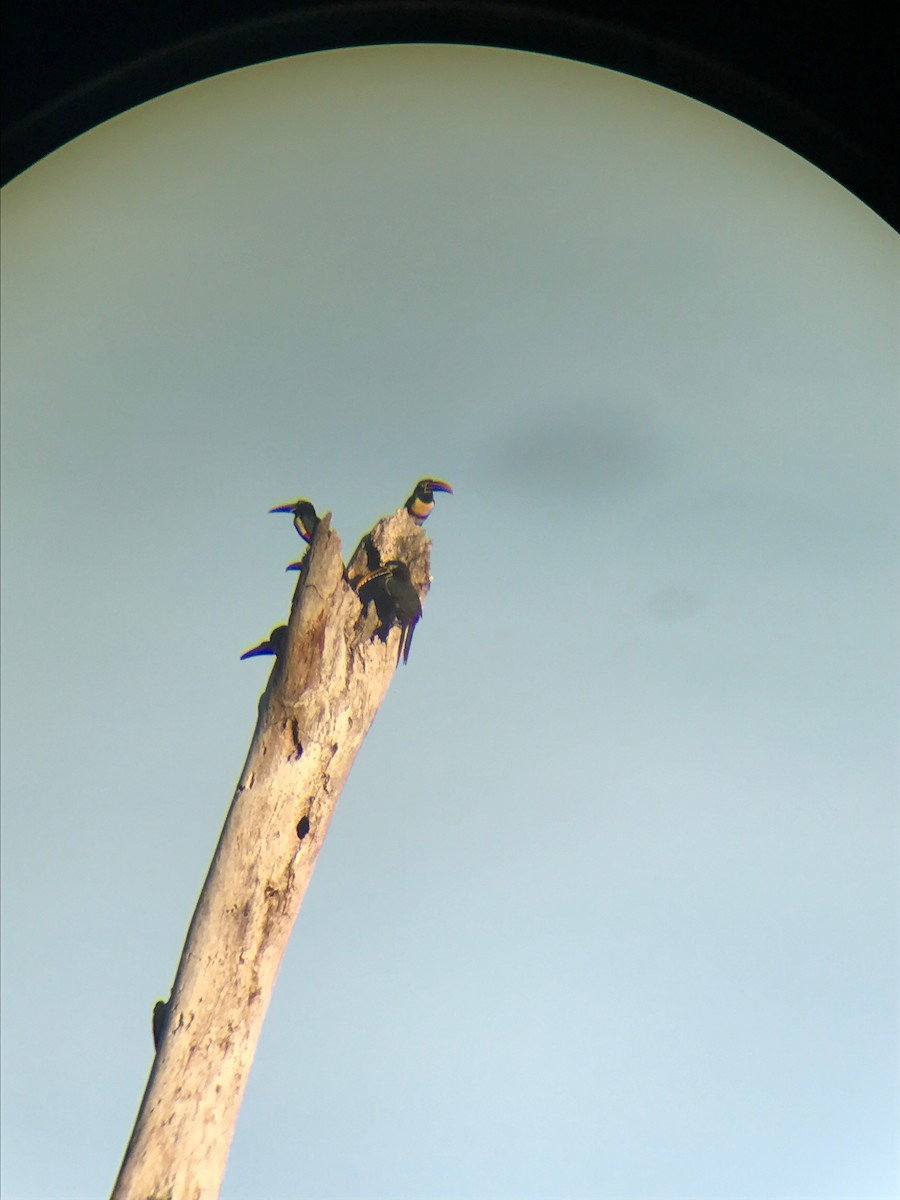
[356, 560, 422, 664]
[240, 625, 288, 660]
[269, 499, 320, 544]
[405, 479, 453, 524]
[152, 999, 169, 1051]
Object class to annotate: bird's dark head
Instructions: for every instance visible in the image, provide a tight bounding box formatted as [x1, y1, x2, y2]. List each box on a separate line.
[268, 625, 289, 655]
[381, 559, 413, 582]
[270, 498, 317, 519]
[413, 479, 453, 501]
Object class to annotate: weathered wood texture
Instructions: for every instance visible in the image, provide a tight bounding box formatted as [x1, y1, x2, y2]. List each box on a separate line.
[111, 509, 432, 1200]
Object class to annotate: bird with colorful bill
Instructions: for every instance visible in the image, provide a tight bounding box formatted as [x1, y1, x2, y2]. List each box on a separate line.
[269, 499, 320, 543]
[404, 479, 453, 523]
[356, 560, 422, 664]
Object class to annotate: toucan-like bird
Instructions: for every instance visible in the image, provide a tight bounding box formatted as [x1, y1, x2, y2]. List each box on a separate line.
[357, 560, 422, 664]
[269, 499, 320, 543]
[240, 625, 288, 660]
[405, 479, 453, 523]
[152, 999, 169, 1051]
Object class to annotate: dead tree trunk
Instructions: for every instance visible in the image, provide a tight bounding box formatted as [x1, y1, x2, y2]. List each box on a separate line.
[111, 509, 434, 1200]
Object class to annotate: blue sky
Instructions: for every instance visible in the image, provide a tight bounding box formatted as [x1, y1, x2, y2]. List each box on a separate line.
[1, 44, 897, 1200]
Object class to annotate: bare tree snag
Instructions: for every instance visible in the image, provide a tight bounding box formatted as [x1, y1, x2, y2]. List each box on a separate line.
[111, 508, 434, 1200]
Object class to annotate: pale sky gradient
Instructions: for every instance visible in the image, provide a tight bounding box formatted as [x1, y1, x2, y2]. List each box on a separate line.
[1, 44, 898, 1200]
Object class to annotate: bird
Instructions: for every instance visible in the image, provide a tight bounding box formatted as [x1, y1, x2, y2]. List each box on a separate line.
[356, 560, 422, 664]
[152, 999, 169, 1051]
[269, 499, 320, 544]
[404, 479, 453, 523]
[240, 625, 288, 660]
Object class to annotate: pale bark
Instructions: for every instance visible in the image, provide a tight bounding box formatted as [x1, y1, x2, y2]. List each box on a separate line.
[111, 509, 432, 1200]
